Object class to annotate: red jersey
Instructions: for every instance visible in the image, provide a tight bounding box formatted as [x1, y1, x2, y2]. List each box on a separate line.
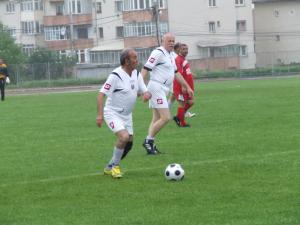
[173, 55, 194, 100]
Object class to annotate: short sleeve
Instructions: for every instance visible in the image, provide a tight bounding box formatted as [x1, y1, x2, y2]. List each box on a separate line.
[99, 74, 118, 97]
[143, 49, 163, 71]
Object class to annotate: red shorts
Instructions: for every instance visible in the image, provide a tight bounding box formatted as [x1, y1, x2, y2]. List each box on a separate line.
[173, 75, 194, 101]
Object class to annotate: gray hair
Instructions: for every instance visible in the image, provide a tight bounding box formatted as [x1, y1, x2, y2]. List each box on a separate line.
[120, 48, 134, 65]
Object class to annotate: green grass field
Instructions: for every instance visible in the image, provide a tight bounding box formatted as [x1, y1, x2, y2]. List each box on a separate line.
[1, 77, 300, 225]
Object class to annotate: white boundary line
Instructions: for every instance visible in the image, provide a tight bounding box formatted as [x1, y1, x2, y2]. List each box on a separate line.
[0, 149, 299, 188]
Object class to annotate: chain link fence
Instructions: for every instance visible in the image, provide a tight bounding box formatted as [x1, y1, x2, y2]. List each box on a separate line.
[8, 63, 75, 86]
[6, 53, 300, 87]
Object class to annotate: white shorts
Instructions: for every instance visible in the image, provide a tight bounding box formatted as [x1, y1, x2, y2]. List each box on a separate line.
[147, 81, 170, 109]
[104, 109, 133, 135]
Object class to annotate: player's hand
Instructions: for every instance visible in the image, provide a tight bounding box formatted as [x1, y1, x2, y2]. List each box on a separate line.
[182, 87, 187, 94]
[187, 87, 194, 98]
[6, 77, 10, 84]
[142, 91, 152, 102]
[96, 115, 104, 127]
[182, 60, 188, 67]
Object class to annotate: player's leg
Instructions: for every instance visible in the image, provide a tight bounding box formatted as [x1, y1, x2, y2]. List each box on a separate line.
[185, 76, 196, 117]
[121, 135, 133, 159]
[143, 109, 161, 154]
[0, 79, 5, 101]
[175, 99, 190, 127]
[149, 108, 171, 137]
[168, 93, 176, 109]
[103, 112, 130, 178]
[143, 108, 170, 154]
[109, 129, 129, 178]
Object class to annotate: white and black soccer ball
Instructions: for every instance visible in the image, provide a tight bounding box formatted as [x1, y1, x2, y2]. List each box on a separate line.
[165, 163, 185, 181]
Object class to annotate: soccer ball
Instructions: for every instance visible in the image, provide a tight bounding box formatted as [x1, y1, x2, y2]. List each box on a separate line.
[165, 163, 185, 181]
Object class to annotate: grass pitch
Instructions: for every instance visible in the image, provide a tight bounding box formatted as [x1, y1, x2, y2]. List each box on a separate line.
[0, 77, 300, 225]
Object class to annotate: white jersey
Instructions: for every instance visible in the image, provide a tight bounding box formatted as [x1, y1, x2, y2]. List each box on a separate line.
[100, 66, 147, 115]
[144, 46, 177, 89]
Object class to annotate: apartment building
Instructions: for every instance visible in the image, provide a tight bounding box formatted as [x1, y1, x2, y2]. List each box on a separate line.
[43, 0, 94, 63]
[89, 0, 168, 65]
[253, 0, 300, 67]
[0, 0, 45, 55]
[0, 0, 94, 62]
[168, 0, 256, 70]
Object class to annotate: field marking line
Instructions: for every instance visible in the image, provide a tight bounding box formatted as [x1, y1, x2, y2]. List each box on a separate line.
[0, 149, 299, 188]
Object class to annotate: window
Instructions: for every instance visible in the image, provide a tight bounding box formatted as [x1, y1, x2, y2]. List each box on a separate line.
[235, 0, 244, 6]
[96, 2, 102, 13]
[34, 0, 43, 10]
[209, 0, 216, 7]
[236, 20, 246, 32]
[116, 26, 124, 38]
[6, 2, 15, 13]
[99, 27, 104, 38]
[115, 1, 123, 12]
[70, 0, 81, 14]
[79, 50, 85, 63]
[7, 27, 16, 38]
[77, 27, 88, 39]
[90, 50, 121, 64]
[20, 0, 42, 11]
[44, 26, 70, 41]
[22, 44, 35, 56]
[274, 10, 279, 17]
[123, 0, 165, 11]
[239, 45, 247, 56]
[20, 0, 33, 11]
[21, 21, 40, 34]
[209, 21, 216, 33]
[56, 3, 64, 15]
[207, 45, 240, 58]
[276, 35, 280, 41]
[124, 22, 168, 37]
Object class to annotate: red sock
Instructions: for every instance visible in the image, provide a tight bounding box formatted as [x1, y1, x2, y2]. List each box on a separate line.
[177, 107, 186, 125]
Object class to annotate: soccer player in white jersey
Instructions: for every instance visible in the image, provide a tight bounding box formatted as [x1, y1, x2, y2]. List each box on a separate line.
[96, 49, 151, 178]
[141, 33, 194, 154]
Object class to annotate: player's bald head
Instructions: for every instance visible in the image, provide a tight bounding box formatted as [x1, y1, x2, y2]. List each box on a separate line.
[161, 33, 175, 52]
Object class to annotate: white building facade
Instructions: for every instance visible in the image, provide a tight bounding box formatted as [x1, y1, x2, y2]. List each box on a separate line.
[253, 0, 300, 67]
[168, 0, 256, 70]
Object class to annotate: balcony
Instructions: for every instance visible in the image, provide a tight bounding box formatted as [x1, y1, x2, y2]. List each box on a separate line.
[44, 14, 92, 26]
[45, 38, 94, 50]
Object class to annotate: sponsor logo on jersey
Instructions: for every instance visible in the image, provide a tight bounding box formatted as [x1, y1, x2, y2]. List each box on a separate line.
[149, 57, 155, 63]
[104, 83, 111, 90]
[109, 122, 115, 129]
[157, 98, 163, 104]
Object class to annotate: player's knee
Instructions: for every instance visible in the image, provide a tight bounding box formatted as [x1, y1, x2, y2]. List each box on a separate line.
[161, 114, 171, 124]
[119, 132, 130, 144]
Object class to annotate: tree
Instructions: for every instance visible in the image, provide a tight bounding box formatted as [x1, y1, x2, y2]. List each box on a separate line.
[0, 23, 25, 64]
[28, 48, 76, 79]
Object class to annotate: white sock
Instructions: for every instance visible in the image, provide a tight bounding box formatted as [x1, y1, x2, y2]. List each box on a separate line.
[146, 136, 154, 140]
[112, 147, 124, 166]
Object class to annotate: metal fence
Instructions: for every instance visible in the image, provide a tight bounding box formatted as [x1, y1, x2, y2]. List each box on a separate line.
[7, 53, 300, 86]
[8, 63, 75, 86]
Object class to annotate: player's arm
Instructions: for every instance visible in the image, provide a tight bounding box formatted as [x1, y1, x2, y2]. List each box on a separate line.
[141, 67, 149, 84]
[174, 73, 193, 97]
[96, 75, 116, 127]
[137, 72, 151, 102]
[96, 92, 105, 127]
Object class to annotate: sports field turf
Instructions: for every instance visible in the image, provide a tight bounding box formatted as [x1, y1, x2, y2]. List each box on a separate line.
[0, 77, 299, 225]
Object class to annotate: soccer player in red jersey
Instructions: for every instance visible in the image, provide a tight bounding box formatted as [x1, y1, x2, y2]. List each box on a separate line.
[173, 43, 195, 127]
